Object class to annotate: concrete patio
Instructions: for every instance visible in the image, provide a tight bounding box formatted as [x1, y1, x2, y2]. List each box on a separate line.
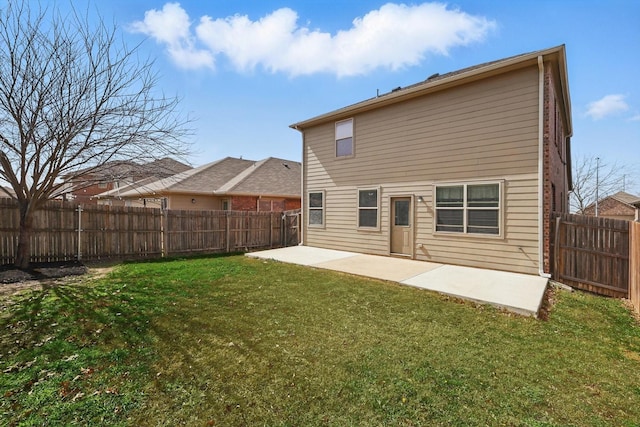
[246, 246, 549, 317]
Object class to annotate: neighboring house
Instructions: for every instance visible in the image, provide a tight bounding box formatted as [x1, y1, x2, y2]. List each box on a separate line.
[290, 45, 572, 276]
[95, 156, 301, 212]
[0, 185, 16, 198]
[582, 191, 640, 221]
[63, 157, 191, 204]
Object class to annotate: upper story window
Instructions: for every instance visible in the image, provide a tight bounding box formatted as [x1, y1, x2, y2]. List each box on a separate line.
[335, 119, 353, 157]
[435, 182, 501, 236]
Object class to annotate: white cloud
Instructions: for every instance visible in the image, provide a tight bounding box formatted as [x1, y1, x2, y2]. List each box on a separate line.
[630, 114, 640, 122]
[585, 94, 629, 120]
[129, 2, 214, 69]
[131, 2, 496, 76]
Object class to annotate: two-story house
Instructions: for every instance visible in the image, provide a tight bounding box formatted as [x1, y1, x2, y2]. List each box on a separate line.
[290, 45, 572, 277]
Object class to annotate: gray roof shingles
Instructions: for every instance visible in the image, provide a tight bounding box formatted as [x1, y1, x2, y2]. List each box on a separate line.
[113, 156, 300, 198]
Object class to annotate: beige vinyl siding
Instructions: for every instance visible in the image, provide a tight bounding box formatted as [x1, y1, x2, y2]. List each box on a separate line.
[303, 66, 542, 275]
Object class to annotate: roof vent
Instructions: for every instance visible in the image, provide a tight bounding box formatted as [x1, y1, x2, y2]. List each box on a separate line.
[427, 72, 440, 80]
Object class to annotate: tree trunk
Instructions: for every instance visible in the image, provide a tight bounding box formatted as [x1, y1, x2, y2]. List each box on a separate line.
[15, 204, 33, 270]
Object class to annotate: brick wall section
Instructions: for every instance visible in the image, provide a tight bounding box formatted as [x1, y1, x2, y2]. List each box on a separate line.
[233, 196, 301, 212]
[71, 182, 115, 204]
[542, 65, 570, 274]
[284, 199, 301, 210]
[583, 198, 636, 218]
[231, 196, 258, 211]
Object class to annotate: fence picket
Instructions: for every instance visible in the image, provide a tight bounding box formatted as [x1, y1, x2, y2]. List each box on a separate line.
[552, 212, 631, 297]
[0, 198, 300, 264]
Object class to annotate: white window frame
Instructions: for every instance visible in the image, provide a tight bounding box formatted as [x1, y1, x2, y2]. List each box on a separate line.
[433, 181, 503, 237]
[357, 187, 380, 230]
[308, 190, 325, 228]
[335, 118, 354, 158]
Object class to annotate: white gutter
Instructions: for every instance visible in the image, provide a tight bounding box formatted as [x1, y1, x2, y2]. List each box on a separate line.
[537, 55, 551, 279]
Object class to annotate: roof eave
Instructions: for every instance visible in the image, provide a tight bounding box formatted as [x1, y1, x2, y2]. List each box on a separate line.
[290, 45, 568, 131]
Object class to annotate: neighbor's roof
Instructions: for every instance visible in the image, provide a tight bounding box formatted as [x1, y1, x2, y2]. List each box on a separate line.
[105, 156, 301, 198]
[92, 176, 160, 199]
[609, 191, 640, 206]
[290, 44, 572, 136]
[114, 157, 254, 196]
[0, 185, 16, 198]
[216, 157, 301, 197]
[584, 191, 640, 211]
[65, 157, 191, 180]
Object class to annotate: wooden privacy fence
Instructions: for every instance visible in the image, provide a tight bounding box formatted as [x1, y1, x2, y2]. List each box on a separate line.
[0, 198, 301, 265]
[630, 221, 640, 314]
[552, 212, 634, 299]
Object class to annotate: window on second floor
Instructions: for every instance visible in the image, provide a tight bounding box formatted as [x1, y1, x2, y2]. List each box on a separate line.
[335, 118, 353, 157]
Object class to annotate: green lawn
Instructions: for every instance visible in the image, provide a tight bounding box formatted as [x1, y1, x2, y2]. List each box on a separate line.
[1, 254, 639, 426]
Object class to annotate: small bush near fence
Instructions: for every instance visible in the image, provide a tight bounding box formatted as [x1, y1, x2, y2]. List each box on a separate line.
[0, 198, 300, 265]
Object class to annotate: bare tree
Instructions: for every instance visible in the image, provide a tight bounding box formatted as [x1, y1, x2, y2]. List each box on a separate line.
[570, 155, 636, 214]
[0, 1, 190, 269]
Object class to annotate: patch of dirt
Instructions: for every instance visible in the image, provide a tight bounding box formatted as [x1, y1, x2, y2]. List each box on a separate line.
[537, 285, 558, 321]
[0, 262, 114, 297]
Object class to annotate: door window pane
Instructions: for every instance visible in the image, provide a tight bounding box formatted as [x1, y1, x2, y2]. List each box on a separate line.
[394, 200, 410, 226]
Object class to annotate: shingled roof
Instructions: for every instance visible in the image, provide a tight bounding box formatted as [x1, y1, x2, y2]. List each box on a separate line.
[609, 191, 640, 206]
[102, 156, 301, 198]
[67, 157, 191, 180]
[217, 157, 301, 197]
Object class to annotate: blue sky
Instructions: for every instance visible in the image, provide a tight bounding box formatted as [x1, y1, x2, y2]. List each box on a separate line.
[69, 1, 639, 192]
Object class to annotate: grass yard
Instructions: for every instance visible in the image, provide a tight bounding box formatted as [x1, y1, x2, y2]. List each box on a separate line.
[1, 254, 640, 426]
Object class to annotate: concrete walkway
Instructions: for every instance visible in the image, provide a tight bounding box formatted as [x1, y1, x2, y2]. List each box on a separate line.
[246, 246, 548, 317]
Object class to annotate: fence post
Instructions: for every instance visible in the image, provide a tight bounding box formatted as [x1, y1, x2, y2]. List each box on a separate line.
[76, 204, 83, 261]
[282, 212, 286, 247]
[162, 208, 168, 257]
[225, 211, 230, 253]
[269, 212, 273, 248]
[553, 215, 561, 279]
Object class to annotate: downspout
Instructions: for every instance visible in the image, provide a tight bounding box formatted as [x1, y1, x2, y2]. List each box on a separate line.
[537, 56, 551, 278]
[294, 125, 305, 246]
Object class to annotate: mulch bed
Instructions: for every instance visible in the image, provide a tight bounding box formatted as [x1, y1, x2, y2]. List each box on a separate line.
[0, 261, 88, 285]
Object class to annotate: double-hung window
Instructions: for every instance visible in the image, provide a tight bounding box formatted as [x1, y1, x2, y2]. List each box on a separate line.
[308, 191, 324, 227]
[335, 119, 353, 157]
[435, 182, 501, 235]
[358, 188, 379, 229]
